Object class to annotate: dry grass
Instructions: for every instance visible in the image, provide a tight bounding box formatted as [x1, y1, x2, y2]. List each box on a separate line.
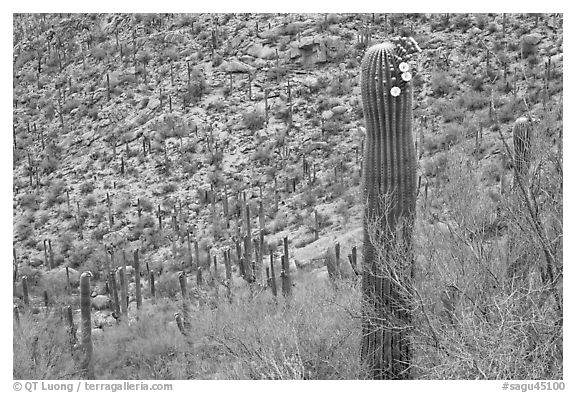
[14, 278, 366, 380]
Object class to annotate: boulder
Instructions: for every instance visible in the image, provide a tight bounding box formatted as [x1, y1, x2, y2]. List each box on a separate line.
[246, 43, 276, 60]
[29, 254, 44, 267]
[219, 59, 255, 74]
[44, 267, 80, 287]
[92, 328, 105, 340]
[550, 53, 563, 65]
[321, 110, 334, 120]
[93, 283, 108, 296]
[230, 33, 246, 50]
[259, 22, 306, 40]
[521, 33, 543, 46]
[469, 27, 482, 35]
[302, 76, 320, 90]
[102, 228, 130, 248]
[331, 105, 347, 115]
[92, 295, 110, 310]
[297, 36, 316, 49]
[138, 97, 149, 110]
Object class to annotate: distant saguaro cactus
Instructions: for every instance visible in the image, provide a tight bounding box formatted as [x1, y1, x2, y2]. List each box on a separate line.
[178, 272, 191, 330]
[513, 117, 532, 179]
[80, 272, 95, 379]
[174, 312, 186, 336]
[21, 276, 29, 306]
[65, 305, 77, 350]
[360, 37, 422, 379]
[133, 249, 142, 310]
[13, 305, 20, 328]
[117, 267, 128, 315]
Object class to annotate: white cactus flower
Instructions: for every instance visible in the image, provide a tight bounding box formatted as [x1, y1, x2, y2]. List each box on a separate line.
[401, 72, 412, 82]
[390, 86, 401, 96]
[399, 62, 410, 72]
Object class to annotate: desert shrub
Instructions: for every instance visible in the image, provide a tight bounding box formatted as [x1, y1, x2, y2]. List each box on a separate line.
[160, 182, 177, 195]
[294, 232, 317, 248]
[38, 154, 58, 175]
[458, 90, 488, 111]
[520, 36, 538, 58]
[62, 98, 81, 114]
[415, 139, 561, 377]
[163, 46, 179, 62]
[212, 53, 223, 67]
[188, 68, 207, 101]
[82, 194, 96, 208]
[498, 98, 525, 123]
[431, 70, 453, 96]
[481, 159, 502, 182]
[43, 180, 66, 208]
[182, 159, 199, 177]
[206, 96, 226, 112]
[327, 74, 353, 96]
[486, 21, 499, 33]
[136, 197, 154, 213]
[91, 226, 108, 241]
[301, 190, 317, 208]
[475, 14, 489, 29]
[322, 118, 343, 135]
[154, 271, 180, 299]
[526, 54, 539, 67]
[422, 152, 449, 178]
[270, 209, 289, 233]
[67, 240, 96, 269]
[19, 193, 39, 211]
[91, 46, 107, 61]
[79, 181, 94, 194]
[34, 209, 50, 228]
[454, 14, 472, 31]
[14, 276, 364, 379]
[13, 313, 77, 379]
[252, 145, 272, 165]
[130, 215, 156, 240]
[430, 14, 451, 32]
[432, 98, 466, 123]
[176, 13, 195, 27]
[15, 220, 34, 242]
[242, 109, 266, 131]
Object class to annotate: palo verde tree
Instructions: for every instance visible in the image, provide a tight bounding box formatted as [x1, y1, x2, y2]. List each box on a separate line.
[359, 37, 422, 379]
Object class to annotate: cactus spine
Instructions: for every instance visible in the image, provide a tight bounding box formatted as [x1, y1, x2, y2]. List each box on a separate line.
[80, 271, 95, 379]
[513, 117, 532, 180]
[360, 37, 421, 379]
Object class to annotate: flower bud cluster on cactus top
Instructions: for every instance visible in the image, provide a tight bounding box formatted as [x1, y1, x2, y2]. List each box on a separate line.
[377, 36, 422, 97]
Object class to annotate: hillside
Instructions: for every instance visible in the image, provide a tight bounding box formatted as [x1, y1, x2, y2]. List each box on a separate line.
[13, 13, 563, 380]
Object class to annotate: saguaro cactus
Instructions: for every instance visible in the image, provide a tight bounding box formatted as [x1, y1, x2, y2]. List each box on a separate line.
[13, 305, 20, 328]
[178, 272, 191, 330]
[65, 305, 77, 350]
[117, 267, 128, 315]
[80, 272, 95, 379]
[133, 249, 142, 310]
[513, 117, 532, 179]
[21, 276, 29, 306]
[360, 37, 421, 379]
